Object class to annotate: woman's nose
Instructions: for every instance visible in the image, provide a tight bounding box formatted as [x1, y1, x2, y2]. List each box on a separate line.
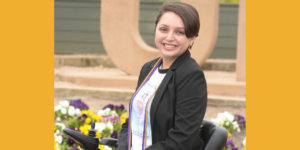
[166, 32, 175, 41]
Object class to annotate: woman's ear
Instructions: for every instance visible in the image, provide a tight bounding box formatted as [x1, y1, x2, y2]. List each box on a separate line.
[189, 36, 196, 48]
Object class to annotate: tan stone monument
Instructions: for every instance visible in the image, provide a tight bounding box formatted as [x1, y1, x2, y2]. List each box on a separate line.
[101, 0, 219, 75]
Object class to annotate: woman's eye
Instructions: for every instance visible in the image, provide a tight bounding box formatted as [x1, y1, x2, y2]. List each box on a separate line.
[176, 31, 185, 35]
[159, 28, 168, 32]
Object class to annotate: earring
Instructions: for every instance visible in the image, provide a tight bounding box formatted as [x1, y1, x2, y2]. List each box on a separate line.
[188, 43, 194, 50]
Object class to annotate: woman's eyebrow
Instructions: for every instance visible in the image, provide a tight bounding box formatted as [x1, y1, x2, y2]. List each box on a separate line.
[159, 24, 184, 29]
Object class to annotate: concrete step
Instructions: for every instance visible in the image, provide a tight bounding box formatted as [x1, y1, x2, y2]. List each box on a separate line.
[54, 66, 245, 106]
[55, 66, 246, 97]
[55, 55, 236, 72]
[54, 81, 245, 106]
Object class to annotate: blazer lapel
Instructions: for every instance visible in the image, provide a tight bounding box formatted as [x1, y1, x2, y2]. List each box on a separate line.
[149, 50, 191, 128]
[150, 69, 173, 128]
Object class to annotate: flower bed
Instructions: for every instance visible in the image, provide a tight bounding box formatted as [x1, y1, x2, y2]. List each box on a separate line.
[54, 99, 246, 150]
[210, 111, 246, 150]
[54, 99, 127, 150]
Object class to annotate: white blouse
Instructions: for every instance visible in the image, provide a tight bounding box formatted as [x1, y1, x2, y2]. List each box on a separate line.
[131, 67, 166, 150]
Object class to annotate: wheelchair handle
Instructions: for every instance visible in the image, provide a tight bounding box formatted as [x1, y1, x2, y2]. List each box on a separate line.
[63, 128, 99, 150]
[63, 122, 118, 150]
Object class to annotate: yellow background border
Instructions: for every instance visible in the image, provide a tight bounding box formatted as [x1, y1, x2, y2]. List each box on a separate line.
[1, 0, 54, 149]
[247, 0, 300, 149]
[1, 0, 300, 149]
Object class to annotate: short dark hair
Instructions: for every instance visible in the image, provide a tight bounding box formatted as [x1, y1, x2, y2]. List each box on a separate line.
[155, 2, 200, 38]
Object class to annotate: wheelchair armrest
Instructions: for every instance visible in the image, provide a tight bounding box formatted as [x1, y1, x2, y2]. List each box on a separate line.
[63, 128, 118, 150]
[201, 120, 228, 150]
[205, 125, 228, 150]
[99, 138, 118, 147]
[63, 128, 99, 150]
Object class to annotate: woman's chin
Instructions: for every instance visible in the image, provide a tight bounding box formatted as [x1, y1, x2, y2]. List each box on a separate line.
[160, 48, 187, 60]
[161, 53, 178, 61]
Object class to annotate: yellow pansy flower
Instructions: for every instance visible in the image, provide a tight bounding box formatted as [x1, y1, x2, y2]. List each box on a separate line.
[120, 113, 128, 119]
[54, 141, 59, 150]
[120, 113, 128, 125]
[98, 115, 103, 121]
[121, 119, 126, 125]
[92, 114, 102, 121]
[96, 131, 102, 138]
[85, 117, 91, 124]
[88, 109, 94, 116]
[228, 132, 232, 138]
[81, 110, 88, 115]
[77, 146, 83, 150]
[91, 114, 97, 120]
[80, 124, 91, 135]
[98, 144, 105, 150]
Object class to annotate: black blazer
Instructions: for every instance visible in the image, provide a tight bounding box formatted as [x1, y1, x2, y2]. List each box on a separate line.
[117, 50, 207, 150]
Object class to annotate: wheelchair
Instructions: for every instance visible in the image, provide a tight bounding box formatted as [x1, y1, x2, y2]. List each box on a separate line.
[63, 119, 227, 150]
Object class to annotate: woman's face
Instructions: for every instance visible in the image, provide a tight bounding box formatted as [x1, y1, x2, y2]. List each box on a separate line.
[155, 11, 195, 61]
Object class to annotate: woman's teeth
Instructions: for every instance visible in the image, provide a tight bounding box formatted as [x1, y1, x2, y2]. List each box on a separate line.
[164, 43, 176, 48]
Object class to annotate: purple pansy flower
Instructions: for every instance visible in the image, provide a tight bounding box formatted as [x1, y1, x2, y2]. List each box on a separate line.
[70, 99, 89, 110]
[118, 104, 125, 110]
[234, 114, 246, 129]
[111, 131, 118, 138]
[225, 140, 235, 148]
[225, 140, 239, 150]
[103, 104, 115, 110]
[73, 147, 80, 150]
[67, 137, 75, 146]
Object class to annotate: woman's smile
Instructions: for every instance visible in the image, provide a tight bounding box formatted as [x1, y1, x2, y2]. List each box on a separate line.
[163, 43, 177, 50]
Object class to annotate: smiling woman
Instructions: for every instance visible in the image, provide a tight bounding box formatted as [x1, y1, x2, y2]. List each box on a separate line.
[154, 2, 200, 69]
[155, 11, 196, 69]
[117, 2, 208, 150]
